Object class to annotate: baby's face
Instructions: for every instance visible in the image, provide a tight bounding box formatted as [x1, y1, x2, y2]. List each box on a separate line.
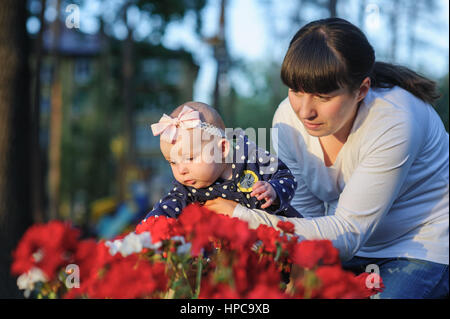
[160, 128, 228, 189]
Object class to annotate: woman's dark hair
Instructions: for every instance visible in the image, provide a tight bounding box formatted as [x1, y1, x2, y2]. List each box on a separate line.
[281, 18, 440, 104]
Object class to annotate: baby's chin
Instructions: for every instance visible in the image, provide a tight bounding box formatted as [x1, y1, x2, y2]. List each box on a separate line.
[179, 180, 211, 189]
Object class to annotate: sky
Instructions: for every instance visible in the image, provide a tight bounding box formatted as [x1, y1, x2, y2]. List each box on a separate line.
[28, 0, 450, 105]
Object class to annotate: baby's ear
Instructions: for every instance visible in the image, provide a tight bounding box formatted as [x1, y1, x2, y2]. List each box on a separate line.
[219, 138, 231, 161]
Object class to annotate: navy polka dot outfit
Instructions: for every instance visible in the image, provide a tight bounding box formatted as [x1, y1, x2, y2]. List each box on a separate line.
[141, 133, 303, 221]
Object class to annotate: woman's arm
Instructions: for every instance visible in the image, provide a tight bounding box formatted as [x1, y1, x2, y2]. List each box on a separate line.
[203, 198, 288, 233]
[235, 117, 421, 262]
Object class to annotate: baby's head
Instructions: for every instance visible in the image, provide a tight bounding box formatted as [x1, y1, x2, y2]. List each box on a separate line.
[152, 101, 231, 189]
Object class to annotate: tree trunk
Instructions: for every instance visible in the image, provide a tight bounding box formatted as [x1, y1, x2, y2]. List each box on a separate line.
[292, 0, 305, 27]
[212, 0, 229, 115]
[407, 0, 419, 66]
[327, 0, 338, 18]
[31, 0, 47, 224]
[123, 27, 135, 165]
[0, 0, 32, 297]
[357, 0, 367, 30]
[118, 2, 136, 203]
[389, 0, 401, 62]
[47, 0, 62, 220]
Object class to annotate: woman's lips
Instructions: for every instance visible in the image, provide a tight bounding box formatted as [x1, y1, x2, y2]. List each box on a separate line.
[303, 121, 323, 130]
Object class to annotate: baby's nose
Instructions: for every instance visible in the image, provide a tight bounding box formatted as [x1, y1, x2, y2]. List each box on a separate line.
[178, 164, 189, 175]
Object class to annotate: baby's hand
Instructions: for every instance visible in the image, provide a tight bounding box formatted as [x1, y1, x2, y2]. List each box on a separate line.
[250, 181, 277, 209]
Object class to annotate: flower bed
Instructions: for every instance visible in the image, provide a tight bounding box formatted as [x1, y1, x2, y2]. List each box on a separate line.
[11, 204, 382, 299]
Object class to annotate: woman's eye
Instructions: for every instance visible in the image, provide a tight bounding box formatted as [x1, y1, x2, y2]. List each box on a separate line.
[317, 95, 331, 101]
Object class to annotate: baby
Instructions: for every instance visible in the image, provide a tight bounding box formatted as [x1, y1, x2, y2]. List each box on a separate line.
[141, 101, 302, 220]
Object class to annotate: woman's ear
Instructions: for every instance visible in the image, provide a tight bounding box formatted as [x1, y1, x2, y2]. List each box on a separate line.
[357, 77, 371, 102]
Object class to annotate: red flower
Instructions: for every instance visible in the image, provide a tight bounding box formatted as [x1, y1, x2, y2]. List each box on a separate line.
[309, 265, 382, 299]
[199, 280, 240, 299]
[246, 284, 289, 299]
[277, 220, 295, 234]
[14, 204, 382, 299]
[354, 271, 384, 298]
[178, 203, 207, 236]
[178, 205, 214, 255]
[66, 253, 168, 299]
[94, 256, 167, 299]
[213, 214, 258, 252]
[63, 241, 122, 299]
[11, 221, 80, 280]
[72, 239, 98, 280]
[135, 215, 183, 243]
[255, 224, 280, 254]
[178, 204, 258, 256]
[291, 240, 340, 269]
[233, 254, 282, 296]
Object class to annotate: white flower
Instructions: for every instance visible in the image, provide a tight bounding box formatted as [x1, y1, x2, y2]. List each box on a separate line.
[123, 232, 163, 256]
[121, 232, 145, 256]
[138, 232, 163, 250]
[17, 267, 48, 298]
[106, 232, 190, 258]
[176, 243, 192, 255]
[105, 239, 123, 256]
[106, 232, 163, 257]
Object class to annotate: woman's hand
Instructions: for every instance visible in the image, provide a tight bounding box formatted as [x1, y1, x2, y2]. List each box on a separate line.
[203, 197, 238, 217]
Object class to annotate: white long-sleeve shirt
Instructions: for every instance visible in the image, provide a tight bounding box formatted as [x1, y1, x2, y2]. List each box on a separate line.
[233, 86, 449, 265]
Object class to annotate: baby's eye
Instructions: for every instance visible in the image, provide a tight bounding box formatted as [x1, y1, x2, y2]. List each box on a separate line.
[185, 154, 198, 162]
[180, 157, 192, 163]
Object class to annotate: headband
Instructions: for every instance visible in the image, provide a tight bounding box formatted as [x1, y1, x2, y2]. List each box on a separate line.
[151, 105, 225, 144]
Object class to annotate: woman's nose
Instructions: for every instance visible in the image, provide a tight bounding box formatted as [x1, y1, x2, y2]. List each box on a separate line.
[298, 96, 317, 120]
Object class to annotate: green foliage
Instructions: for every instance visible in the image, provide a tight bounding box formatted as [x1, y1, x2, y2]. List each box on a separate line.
[135, 0, 206, 40]
[60, 63, 119, 220]
[137, 0, 206, 20]
[223, 61, 288, 149]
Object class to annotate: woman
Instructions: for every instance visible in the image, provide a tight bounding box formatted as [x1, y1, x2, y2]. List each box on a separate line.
[204, 18, 449, 299]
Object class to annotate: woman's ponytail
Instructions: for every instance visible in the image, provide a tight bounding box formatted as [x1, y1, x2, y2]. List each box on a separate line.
[370, 62, 441, 104]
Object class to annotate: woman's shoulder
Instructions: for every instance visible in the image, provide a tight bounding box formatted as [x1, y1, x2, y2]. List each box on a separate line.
[357, 86, 433, 152]
[360, 86, 431, 130]
[367, 86, 431, 120]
